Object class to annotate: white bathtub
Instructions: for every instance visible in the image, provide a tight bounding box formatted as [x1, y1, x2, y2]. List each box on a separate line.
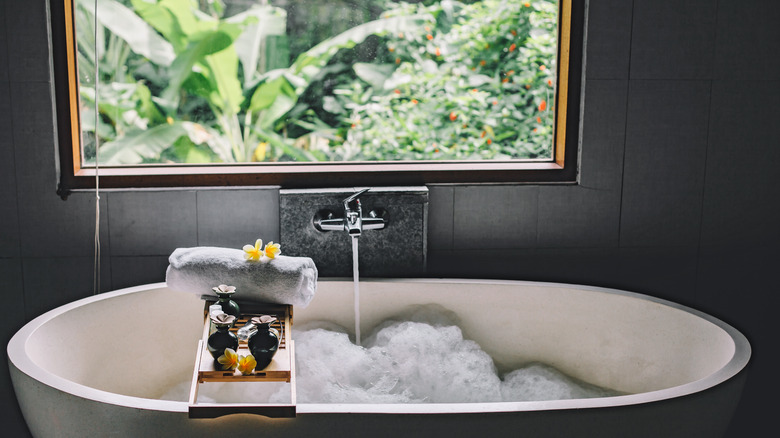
[8, 279, 750, 437]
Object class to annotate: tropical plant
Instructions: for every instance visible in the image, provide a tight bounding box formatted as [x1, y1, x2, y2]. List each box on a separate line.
[76, 0, 556, 165]
[77, 0, 427, 165]
[325, 0, 558, 161]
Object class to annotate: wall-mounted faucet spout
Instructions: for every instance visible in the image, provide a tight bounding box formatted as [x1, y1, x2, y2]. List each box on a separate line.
[313, 188, 387, 236]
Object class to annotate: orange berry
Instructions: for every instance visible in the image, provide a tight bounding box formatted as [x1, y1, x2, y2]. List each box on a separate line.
[435, 47, 441, 56]
[487, 138, 492, 145]
[539, 100, 547, 111]
[389, 47, 395, 52]
[394, 89, 401, 95]
[509, 43, 516, 52]
[480, 60, 486, 66]
[351, 124, 357, 128]
[480, 131, 486, 138]
[524, 2, 530, 7]
[449, 112, 457, 121]
[539, 65, 546, 71]
[434, 148, 439, 153]
[411, 99, 418, 104]
[533, 128, 538, 133]
[511, 30, 517, 36]
[547, 79, 553, 86]
[426, 34, 433, 40]
[425, 26, 431, 32]
[492, 100, 498, 105]
[396, 57, 401, 64]
[502, 78, 509, 83]
[462, 124, 467, 128]
[536, 116, 542, 123]
[471, 88, 478, 93]
[507, 70, 515, 76]
[525, 84, 531, 89]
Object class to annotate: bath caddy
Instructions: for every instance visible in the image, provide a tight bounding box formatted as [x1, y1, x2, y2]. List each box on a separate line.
[188, 300, 296, 418]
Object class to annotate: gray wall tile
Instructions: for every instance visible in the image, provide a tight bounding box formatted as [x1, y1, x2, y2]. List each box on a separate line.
[0, 258, 30, 437]
[0, 258, 25, 329]
[9, 82, 56, 194]
[197, 188, 280, 249]
[18, 192, 109, 258]
[111, 256, 169, 290]
[0, 81, 19, 257]
[4, 0, 51, 83]
[630, 0, 717, 79]
[453, 185, 538, 249]
[700, 80, 780, 248]
[426, 248, 537, 279]
[615, 247, 698, 305]
[714, 1, 780, 80]
[427, 185, 453, 251]
[620, 80, 710, 247]
[0, 3, 8, 83]
[538, 185, 621, 248]
[108, 191, 198, 256]
[579, 80, 628, 190]
[585, 0, 633, 79]
[21, 256, 111, 320]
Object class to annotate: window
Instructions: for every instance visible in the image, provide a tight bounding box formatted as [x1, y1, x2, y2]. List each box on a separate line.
[51, 0, 583, 197]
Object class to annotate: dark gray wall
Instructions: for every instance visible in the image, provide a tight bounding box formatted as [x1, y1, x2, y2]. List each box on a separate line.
[2, 1, 778, 436]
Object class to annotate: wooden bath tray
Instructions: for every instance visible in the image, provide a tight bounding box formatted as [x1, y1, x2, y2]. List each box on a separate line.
[188, 301, 296, 418]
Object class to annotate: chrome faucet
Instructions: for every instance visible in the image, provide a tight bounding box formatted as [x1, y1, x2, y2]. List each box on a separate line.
[313, 189, 386, 236]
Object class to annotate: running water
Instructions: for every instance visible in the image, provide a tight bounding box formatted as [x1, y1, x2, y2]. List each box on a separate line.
[352, 235, 361, 346]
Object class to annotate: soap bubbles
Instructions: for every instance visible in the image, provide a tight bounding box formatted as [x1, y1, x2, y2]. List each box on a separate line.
[164, 305, 619, 404]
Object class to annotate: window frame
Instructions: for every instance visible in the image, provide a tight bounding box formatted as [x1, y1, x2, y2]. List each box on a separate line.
[51, 0, 584, 198]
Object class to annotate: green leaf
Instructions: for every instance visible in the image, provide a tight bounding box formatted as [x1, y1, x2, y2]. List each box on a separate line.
[79, 0, 175, 66]
[353, 63, 396, 90]
[161, 29, 237, 110]
[98, 122, 189, 164]
[247, 75, 287, 112]
[255, 92, 296, 131]
[130, 0, 185, 52]
[227, 5, 287, 82]
[290, 14, 429, 80]
[204, 45, 243, 114]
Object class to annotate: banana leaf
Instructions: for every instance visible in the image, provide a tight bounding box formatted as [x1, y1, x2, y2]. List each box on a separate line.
[79, 0, 175, 67]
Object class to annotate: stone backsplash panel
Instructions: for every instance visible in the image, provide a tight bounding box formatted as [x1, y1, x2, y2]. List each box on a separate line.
[280, 187, 428, 277]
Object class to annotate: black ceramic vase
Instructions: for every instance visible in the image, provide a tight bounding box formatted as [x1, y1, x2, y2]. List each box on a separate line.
[212, 284, 240, 318]
[207, 313, 238, 368]
[248, 315, 280, 370]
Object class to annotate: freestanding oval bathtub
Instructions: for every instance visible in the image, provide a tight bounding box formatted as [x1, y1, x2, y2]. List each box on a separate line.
[9, 279, 749, 438]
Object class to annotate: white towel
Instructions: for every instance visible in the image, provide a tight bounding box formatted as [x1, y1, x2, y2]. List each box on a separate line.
[165, 247, 318, 307]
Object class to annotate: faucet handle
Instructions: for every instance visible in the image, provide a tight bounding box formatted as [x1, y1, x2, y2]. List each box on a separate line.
[343, 188, 370, 210]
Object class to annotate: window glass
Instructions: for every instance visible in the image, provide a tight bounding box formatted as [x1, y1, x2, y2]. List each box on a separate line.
[74, 0, 559, 166]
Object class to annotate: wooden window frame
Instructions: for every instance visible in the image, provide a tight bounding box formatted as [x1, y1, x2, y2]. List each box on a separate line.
[51, 0, 584, 198]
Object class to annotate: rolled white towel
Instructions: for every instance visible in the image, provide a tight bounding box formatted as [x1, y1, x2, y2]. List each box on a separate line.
[166, 247, 318, 307]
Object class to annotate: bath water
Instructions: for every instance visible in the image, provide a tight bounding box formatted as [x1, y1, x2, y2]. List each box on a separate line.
[164, 306, 620, 404]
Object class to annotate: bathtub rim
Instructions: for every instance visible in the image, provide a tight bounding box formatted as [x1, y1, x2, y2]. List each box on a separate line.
[7, 278, 751, 416]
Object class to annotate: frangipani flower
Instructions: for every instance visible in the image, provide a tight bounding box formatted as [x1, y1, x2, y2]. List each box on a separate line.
[217, 348, 239, 371]
[238, 354, 257, 375]
[243, 239, 263, 261]
[210, 312, 236, 326]
[263, 241, 281, 259]
[212, 284, 236, 295]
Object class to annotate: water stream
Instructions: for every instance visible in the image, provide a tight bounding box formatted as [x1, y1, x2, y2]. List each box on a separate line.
[351, 235, 361, 346]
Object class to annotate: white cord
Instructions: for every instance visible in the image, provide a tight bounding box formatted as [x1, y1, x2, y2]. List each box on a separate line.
[93, 0, 101, 295]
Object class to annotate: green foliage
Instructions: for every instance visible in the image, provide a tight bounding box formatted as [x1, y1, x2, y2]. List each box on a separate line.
[77, 0, 558, 165]
[326, 0, 558, 161]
